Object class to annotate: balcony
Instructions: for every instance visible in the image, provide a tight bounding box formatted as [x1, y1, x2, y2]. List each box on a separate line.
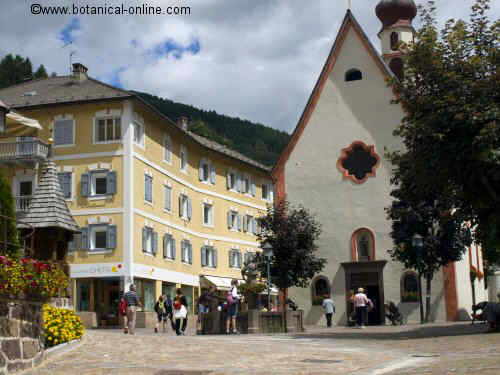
[15, 196, 32, 216]
[0, 138, 49, 166]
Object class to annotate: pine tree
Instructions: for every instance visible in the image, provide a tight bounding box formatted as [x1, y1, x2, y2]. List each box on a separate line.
[34, 65, 48, 79]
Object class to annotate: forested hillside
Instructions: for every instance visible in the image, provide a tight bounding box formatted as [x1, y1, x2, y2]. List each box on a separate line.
[135, 92, 289, 167]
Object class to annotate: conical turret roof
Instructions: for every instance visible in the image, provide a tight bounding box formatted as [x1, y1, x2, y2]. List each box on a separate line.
[17, 158, 79, 232]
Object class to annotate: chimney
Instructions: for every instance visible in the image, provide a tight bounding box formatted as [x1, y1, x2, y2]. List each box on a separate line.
[72, 63, 88, 81]
[177, 116, 189, 131]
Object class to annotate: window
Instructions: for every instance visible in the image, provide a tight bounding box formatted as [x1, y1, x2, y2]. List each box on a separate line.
[229, 249, 242, 268]
[163, 234, 175, 260]
[262, 183, 274, 202]
[94, 117, 121, 143]
[226, 171, 238, 191]
[81, 170, 117, 197]
[243, 215, 257, 234]
[312, 276, 330, 305]
[80, 225, 117, 251]
[133, 121, 144, 146]
[180, 145, 188, 172]
[57, 172, 72, 199]
[338, 141, 380, 184]
[201, 246, 217, 268]
[181, 240, 193, 264]
[54, 119, 74, 146]
[68, 232, 82, 252]
[164, 185, 172, 212]
[390, 32, 399, 50]
[401, 272, 419, 302]
[144, 174, 153, 203]
[142, 226, 158, 255]
[199, 159, 216, 184]
[178, 194, 192, 220]
[203, 203, 214, 226]
[351, 228, 375, 261]
[345, 69, 363, 82]
[227, 210, 241, 231]
[163, 135, 172, 163]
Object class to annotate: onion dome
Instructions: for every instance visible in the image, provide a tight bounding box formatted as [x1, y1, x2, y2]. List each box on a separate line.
[376, 0, 417, 29]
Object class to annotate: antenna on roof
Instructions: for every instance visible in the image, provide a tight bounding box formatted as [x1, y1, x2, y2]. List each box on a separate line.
[69, 51, 77, 74]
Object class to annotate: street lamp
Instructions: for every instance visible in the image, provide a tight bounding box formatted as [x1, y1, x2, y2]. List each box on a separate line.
[262, 241, 273, 311]
[412, 233, 424, 324]
[0, 100, 9, 133]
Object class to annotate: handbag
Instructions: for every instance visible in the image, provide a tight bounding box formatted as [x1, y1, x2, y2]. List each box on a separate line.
[118, 298, 127, 316]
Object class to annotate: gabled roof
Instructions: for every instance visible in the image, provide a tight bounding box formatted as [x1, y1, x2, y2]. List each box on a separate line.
[17, 158, 79, 232]
[0, 75, 132, 109]
[272, 10, 394, 176]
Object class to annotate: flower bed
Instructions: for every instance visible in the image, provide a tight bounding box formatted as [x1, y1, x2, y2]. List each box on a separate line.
[43, 304, 84, 347]
[0, 256, 68, 299]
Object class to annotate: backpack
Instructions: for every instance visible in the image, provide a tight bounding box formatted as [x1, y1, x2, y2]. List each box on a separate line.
[118, 298, 127, 316]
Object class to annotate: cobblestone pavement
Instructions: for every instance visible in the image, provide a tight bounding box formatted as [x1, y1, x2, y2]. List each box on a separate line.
[25, 322, 500, 375]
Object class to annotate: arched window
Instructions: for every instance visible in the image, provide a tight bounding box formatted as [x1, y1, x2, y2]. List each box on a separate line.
[351, 228, 375, 261]
[390, 32, 399, 50]
[401, 272, 419, 302]
[345, 69, 363, 82]
[311, 276, 330, 305]
[389, 58, 404, 80]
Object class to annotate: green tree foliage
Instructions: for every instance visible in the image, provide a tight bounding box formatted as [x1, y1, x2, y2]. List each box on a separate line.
[0, 54, 48, 89]
[387, 0, 500, 264]
[255, 200, 326, 291]
[135, 92, 290, 166]
[0, 171, 20, 257]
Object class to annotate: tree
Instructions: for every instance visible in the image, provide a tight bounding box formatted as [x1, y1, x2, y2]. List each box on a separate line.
[0, 171, 20, 257]
[33, 64, 48, 80]
[387, 0, 500, 264]
[255, 200, 326, 331]
[387, 184, 472, 322]
[0, 54, 49, 88]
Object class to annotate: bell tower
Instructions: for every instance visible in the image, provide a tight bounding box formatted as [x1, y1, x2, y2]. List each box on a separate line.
[376, 0, 417, 79]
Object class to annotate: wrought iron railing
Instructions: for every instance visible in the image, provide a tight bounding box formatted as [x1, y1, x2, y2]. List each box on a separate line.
[0, 139, 49, 161]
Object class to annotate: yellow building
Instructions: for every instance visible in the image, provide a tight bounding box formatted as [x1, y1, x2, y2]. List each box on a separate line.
[0, 63, 274, 326]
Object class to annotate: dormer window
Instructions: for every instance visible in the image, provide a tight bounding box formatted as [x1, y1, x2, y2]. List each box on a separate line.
[345, 69, 362, 82]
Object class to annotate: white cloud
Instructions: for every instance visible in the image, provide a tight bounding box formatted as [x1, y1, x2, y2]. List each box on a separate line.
[0, 0, 498, 132]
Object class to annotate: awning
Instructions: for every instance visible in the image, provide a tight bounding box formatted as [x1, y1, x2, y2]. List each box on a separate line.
[6, 111, 42, 129]
[200, 275, 244, 291]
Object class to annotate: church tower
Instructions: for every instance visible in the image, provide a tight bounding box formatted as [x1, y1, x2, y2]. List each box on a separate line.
[376, 0, 417, 79]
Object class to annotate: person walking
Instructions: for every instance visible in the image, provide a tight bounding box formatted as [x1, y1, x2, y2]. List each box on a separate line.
[173, 295, 188, 336]
[123, 284, 142, 335]
[353, 287, 369, 328]
[322, 294, 335, 328]
[226, 279, 241, 334]
[175, 288, 189, 335]
[154, 295, 168, 333]
[165, 294, 174, 330]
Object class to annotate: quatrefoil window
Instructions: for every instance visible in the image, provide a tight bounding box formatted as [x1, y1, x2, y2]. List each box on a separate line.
[337, 141, 380, 184]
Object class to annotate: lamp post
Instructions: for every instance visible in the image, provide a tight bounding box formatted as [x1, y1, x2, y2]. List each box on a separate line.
[262, 241, 273, 310]
[412, 233, 424, 324]
[0, 100, 9, 133]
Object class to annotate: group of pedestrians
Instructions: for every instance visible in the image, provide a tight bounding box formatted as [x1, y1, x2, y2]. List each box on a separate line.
[320, 287, 374, 328]
[119, 284, 189, 336]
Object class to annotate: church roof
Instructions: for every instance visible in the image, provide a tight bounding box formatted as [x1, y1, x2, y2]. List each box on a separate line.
[17, 157, 80, 233]
[272, 10, 394, 177]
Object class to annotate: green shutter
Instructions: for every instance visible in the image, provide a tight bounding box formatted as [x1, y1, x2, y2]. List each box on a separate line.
[81, 173, 90, 197]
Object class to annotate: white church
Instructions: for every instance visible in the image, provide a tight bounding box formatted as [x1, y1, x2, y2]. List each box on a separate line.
[272, 0, 489, 325]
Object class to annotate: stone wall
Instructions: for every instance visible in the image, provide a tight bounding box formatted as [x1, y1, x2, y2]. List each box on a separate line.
[0, 299, 44, 374]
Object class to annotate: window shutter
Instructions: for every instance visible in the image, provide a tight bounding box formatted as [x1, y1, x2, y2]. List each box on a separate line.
[179, 195, 183, 217]
[163, 234, 168, 258]
[210, 165, 216, 184]
[199, 160, 204, 181]
[142, 227, 147, 252]
[172, 237, 176, 260]
[187, 197, 192, 220]
[237, 252, 241, 268]
[81, 173, 90, 197]
[188, 242, 193, 264]
[228, 250, 233, 267]
[236, 174, 242, 192]
[107, 225, 117, 249]
[165, 186, 171, 211]
[243, 216, 248, 232]
[201, 246, 207, 267]
[251, 181, 256, 196]
[226, 171, 231, 189]
[213, 248, 218, 268]
[81, 227, 89, 250]
[227, 211, 232, 229]
[237, 215, 242, 231]
[152, 231, 158, 255]
[54, 120, 73, 146]
[107, 171, 117, 195]
[58, 173, 71, 199]
[68, 234, 76, 251]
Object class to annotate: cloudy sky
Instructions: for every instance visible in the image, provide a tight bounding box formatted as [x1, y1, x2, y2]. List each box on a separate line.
[1, 0, 498, 133]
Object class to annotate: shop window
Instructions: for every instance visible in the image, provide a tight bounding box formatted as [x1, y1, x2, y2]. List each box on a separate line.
[345, 69, 363, 82]
[136, 279, 155, 312]
[351, 228, 375, 261]
[401, 272, 419, 302]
